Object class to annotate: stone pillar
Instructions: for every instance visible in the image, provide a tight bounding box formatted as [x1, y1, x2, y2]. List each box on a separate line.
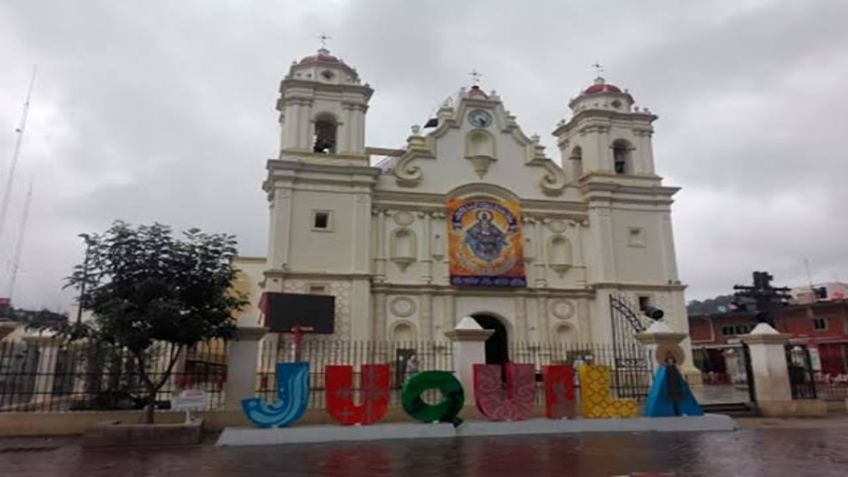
[444, 317, 493, 404]
[225, 327, 269, 410]
[23, 336, 62, 403]
[635, 321, 688, 376]
[743, 323, 792, 403]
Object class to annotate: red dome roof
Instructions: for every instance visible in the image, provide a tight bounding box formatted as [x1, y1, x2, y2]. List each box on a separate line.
[468, 85, 487, 97]
[300, 48, 340, 64]
[584, 82, 622, 94]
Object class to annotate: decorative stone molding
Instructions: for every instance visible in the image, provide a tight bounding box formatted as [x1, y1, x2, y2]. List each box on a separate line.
[538, 161, 567, 197]
[546, 220, 567, 234]
[389, 296, 417, 318]
[549, 299, 575, 320]
[392, 211, 415, 226]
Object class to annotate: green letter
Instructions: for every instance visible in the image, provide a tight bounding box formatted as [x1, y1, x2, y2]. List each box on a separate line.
[401, 371, 464, 425]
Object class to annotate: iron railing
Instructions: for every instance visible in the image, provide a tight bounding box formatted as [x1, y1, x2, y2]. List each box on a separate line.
[256, 338, 454, 409]
[254, 338, 652, 409]
[0, 339, 227, 412]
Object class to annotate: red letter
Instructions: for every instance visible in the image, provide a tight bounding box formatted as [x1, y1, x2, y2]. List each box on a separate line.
[473, 363, 535, 421]
[542, 365, 576, 419]
[326, 364, 390, 425]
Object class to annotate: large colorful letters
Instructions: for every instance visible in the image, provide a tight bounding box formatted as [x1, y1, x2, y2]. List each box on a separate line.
[542, 365, 576, 419]
[325, 364, 390, 425]
[400, 371, 465, 425]
[242, 362, 310, 428]
[241, 361, 700, 427]
[473, 363, 535, 421]
[578, 365, 639, 418]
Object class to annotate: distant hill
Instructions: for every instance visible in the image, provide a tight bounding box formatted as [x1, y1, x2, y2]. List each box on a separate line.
[686, 294, 735, 316]
[1, 307, 68, 327]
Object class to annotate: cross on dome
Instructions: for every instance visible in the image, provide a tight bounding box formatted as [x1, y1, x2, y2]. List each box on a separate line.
[591, 62, 604, 78]
[317, 33, 332, 48]
[468, 69, 483, 86]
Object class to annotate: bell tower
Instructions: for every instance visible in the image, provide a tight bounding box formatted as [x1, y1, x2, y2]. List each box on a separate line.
[277, 47, 373, 157]
[553, 75, 657, 180]
[264, 47, 380, 340]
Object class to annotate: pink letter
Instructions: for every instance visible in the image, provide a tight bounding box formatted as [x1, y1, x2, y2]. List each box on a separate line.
[473, 363, 535, 421]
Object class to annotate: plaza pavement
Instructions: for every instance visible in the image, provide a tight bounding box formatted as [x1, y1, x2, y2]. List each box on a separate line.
[1, 418, 848, 476]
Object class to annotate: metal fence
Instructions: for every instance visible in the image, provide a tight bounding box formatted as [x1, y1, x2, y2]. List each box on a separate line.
[814, 376, 848, 401]
[255, 338, 652, 409]
[0, 339, 228, 413]
[510, 341, 653, 401]
[256, 338, 454, 409]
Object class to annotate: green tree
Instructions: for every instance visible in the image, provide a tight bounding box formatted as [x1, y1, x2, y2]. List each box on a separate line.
[41, 221, 245, 423]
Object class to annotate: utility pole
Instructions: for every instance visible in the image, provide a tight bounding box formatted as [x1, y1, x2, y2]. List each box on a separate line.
[0, 67, 36, 247]
[7, 180, 33, 300]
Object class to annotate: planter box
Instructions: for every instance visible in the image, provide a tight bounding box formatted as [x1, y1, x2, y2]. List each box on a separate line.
[82, 418, 203, 447]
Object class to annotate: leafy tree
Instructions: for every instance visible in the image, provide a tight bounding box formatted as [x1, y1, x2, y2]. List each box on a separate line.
[37, 221, 245, 423]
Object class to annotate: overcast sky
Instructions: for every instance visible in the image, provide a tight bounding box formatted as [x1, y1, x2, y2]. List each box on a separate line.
[1, 0, 846, 312]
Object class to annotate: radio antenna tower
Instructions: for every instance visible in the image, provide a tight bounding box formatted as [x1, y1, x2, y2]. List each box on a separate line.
[7, 180, 33, 300]
[0, 66, 37, 247]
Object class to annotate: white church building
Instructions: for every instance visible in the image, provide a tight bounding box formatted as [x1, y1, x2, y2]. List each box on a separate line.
[234, 47, 690, 361]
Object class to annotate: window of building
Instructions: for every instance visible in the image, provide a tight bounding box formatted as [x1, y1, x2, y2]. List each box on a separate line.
[627, 227, 646, 247]
[638, 295, 651, 312]
[721, 324, 752, 336]
[612, 140, 632, 175]
[311, 210, 333, 231]
[812, 317, 828, 331]
[313, 114, 337, 154]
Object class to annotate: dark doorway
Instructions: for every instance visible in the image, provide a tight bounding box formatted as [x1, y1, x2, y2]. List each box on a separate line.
[471, 314, 509, 365]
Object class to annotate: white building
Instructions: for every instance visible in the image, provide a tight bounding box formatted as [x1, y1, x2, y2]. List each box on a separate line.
[238, 47, 690, 363]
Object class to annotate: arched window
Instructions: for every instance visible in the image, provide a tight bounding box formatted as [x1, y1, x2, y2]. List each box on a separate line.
[570, 146, 583, 179]
[612, 139, 632, 175]
[313, 113, 337, 154]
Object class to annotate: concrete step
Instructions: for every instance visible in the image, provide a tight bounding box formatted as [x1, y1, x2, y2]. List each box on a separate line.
[702, 402, 759, 417]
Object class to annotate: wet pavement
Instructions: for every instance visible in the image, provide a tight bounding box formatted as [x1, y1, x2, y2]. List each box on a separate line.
[2, 422, 848, 476]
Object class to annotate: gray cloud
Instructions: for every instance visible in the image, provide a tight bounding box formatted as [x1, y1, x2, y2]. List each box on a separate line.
[0, 0, 845, 311]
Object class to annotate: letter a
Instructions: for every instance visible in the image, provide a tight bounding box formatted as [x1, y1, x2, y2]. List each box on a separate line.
[326, 364, 390, 425]
[241, 362, 310, 428]
[473, 363, 535, 421]
[542, 365, 576, 419]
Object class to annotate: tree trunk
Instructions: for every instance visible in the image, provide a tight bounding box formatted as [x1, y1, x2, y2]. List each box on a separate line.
[144, 380, 156, 424]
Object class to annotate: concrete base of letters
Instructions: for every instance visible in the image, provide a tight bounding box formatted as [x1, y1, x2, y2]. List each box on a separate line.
[217, 422, 457, 446]
[216, 414, 736, 447]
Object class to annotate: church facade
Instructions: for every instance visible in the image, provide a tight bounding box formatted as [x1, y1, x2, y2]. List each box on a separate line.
[237, 47, 689, 359]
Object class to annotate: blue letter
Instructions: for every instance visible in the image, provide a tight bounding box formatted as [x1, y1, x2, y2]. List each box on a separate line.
[242, 362, 310, 428]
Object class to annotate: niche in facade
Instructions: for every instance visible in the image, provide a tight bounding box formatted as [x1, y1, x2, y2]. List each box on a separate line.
[390, 227, 417, 271]
[464, 130, 497, 178]
[548, 235, 573, 275]
[555, 323, 577, 344]
[391, 322, 416, 342]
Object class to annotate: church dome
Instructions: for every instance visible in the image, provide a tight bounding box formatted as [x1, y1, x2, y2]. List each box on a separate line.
[582, 76, 622, 94]
[300, 47, 341, 64]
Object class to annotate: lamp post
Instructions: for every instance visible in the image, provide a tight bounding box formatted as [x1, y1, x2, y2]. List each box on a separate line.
[75, 233, 95, 324]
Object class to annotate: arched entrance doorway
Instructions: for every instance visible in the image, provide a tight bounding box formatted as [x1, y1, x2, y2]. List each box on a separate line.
[471, 314, 509, 365]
